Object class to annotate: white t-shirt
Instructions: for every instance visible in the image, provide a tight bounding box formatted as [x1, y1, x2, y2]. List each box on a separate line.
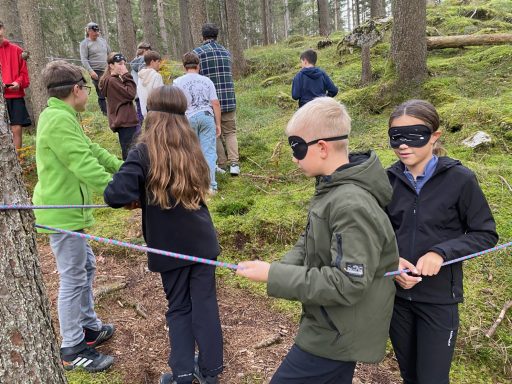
[173, 73, 218, 118]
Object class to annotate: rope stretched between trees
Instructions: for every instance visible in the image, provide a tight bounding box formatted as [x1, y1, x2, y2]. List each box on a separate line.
[0, 204, 109, 210]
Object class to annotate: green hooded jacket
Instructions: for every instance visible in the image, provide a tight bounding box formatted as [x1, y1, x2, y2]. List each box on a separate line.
[33, 97, 123, 233]
[267, 151, 399, 363]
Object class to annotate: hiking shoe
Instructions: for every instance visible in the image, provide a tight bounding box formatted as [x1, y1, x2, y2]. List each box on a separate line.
[84, 324, 116, 348]
[159, 372, 177, 384]
[194, 354, 219, 384]
[61, 341, 114, 372]
[215, 165, 226, 174]
[229, 163, 240, 176]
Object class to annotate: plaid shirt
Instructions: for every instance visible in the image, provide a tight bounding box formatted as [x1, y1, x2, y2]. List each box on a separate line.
[193, 40, 236, 112]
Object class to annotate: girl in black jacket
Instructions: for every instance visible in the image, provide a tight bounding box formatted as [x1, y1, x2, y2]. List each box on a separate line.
[104, 86, 222, 384]
[385, 99, 498, 384]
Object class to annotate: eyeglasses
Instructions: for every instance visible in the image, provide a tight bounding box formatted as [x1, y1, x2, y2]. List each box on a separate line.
[80, 85, 92, 95]
[288, 135, 349, 160]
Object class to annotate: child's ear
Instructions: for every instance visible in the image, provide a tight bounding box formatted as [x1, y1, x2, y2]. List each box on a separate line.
[431, 130, 442, 143]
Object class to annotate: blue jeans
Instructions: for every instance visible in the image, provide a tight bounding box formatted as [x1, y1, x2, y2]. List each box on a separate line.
[189, 112, 217, 190]
[50, 232, 102, 348]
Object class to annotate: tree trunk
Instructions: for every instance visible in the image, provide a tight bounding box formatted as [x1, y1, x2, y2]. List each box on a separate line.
[284, 0, 290, 39]
[354, 0, 361, 27]
[189, 0, 208, 47]
[371, 0, 386, 19]
[427, 33, 512, 49]
[391, 0, 427, 85]
[261, 0, 271, 45]
[219, 0, 227, 39]
[95, 0, 110, 43]
[347, 0, 353, 30]
[141, 0, 159, 51]
[17, 0, 47, 125]
[156, 0, 169, 54]
[0, 0, 23, 43]
[334, 0, 340, 31]
[225, 0, 248, 77]
[116, 0, 137, 56]
[179, 0, 194, 53]
[0, 68, 67, 384]
[361, 43, 372, 85]
[317, 0, 330, 36]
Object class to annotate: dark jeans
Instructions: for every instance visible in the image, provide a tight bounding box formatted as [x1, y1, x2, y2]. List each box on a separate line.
[161, 263, 223, 384]
[117, 126, 138, 160]
[270, 344, 356, 384]
[91, 69, 107, 115]
[390, 297, 459, 384]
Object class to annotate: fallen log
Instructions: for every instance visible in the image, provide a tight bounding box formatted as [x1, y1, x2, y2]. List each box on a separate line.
[485, 299, 512, 338]
[427, 33, 512, 49]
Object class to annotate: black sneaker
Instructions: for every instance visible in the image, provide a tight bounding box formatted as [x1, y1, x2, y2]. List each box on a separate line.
[193, 354, 219, 384]
[84, 324, 116, 348]
[159, 372, 177, 384]
[61, 341, 114, 372]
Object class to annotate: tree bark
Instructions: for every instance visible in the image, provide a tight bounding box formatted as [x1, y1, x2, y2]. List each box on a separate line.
[189, 0, 208, 47]
[371, 0, 386, 19]
[116, 0, 137, 56]
[284, 0, 290, 39]
[361, 43, 372, 85]
[391, 0, 427, 85]
[261, 0, 272, 45]
[347, 0, 353, 31]
[17, 0, 47, 125]
[427, 33, 512, 49]
[225, 0, 248, 77]
[95, 0, 110, 43]
[0, 0, 23, 43]
[179, 0, 194, 53]
[156, 0, 169, 54]
[141, 0, 159, 51]
[0, 68, 67, 384]
[317, 0, 330, 36]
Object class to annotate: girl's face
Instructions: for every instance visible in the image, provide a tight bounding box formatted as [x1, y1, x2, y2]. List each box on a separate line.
[390, 114, 441, 175]
[110, 61, 127, 75]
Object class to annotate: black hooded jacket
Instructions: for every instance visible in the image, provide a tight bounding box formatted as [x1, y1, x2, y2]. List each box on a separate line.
[386, 157, 498, 304]
[291, 66, 338, 108]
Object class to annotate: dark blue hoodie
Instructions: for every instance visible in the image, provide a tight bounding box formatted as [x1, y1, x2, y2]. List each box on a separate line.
[291, 66, 338, 108]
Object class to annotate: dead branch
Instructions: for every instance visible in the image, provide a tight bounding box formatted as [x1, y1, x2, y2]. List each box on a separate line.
[253, 334, 281, 349]
[498, 176, 512, 193]
[485, 300, 512, 338]
[93, 281, 127, 301]
[241, 173, 286, 183]
[135, 303, 148, 319]
[427, 33, 512, 49]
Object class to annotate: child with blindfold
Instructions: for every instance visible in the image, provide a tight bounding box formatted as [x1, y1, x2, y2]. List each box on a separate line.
[237, 97, 399, 383]
[386, 99, 498, 383]
[99, 52, 139, 159]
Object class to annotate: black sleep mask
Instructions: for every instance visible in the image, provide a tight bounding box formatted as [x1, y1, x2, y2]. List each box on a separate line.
[288, 135, 348, 160]
[388, 125, 432, 148]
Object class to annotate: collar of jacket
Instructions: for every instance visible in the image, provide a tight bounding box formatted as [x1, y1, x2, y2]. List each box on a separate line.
[47, 97, 78, 116]
[388, 156, 461, 187]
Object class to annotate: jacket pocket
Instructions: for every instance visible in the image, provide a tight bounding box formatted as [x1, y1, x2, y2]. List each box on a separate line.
[334, 233, 343, 269]
[320, 306, 341, 342]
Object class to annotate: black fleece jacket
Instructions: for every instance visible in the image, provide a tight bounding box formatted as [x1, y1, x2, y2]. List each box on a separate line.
[104, 144, 220, 272]
[386, 157, 498, 304]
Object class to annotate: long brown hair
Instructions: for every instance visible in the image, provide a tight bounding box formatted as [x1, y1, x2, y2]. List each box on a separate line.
[140, 85, 210, 210]
[389, 99, 446, 156]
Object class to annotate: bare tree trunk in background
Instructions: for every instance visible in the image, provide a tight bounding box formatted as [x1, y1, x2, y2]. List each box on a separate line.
[17, 0, 47, 125]
[85, 0, 99, 25]
[0, 68, 67, 384]
[225, 0, 248, 77]
[141, 0, 159, 50]
[284, 0, 290, 39]
[391, 0, 427, 85]
[361, 43, 372, 85]
[347, 0, 353, 30]
[156, 0, 170, 55]
[189, 0, 207, 47]
[0, 0, 22, 42]
[261, 0, 271, 45]
[116, 0, 137, 56]
[371, 0, 386, 18]
[95, 0, 110, 42]
[219, 0, 227, 39]
[333, 0, 339, 31]
[317, 0, 330, 36]
[179, 0, 194, 53]
[354, 0, 360, 27]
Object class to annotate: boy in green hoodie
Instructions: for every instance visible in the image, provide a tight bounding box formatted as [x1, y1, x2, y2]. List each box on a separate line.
[33, 60, 123, 373]
[237, 97, 399, 383]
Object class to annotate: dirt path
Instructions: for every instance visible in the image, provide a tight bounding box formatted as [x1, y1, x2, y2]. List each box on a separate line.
[38, 242, 401, 383]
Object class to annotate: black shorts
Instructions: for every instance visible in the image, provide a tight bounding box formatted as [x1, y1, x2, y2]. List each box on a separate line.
[6, 98, 32, 127]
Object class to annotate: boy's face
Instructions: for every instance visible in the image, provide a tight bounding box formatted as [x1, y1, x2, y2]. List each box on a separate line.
[73, 83, 89, 112]
[151, 59, 162, 71]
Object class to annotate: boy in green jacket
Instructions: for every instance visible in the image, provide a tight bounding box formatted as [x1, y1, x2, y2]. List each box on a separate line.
[237, 97, 399, 383]
[33, 60, 123, 372]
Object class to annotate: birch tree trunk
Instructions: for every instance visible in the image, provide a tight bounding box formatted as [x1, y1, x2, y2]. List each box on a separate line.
[17, 0, 47, 125]
[391, 0, 427, 84]
[225, 0, 248, 77]
[141, 0, 159, 50]
[0, 69, 67, 384]
[189, 0, 208, 47]
[116, 0, 137, 57]
[156, 0, 169, 54]
[317, 0, 330, 36]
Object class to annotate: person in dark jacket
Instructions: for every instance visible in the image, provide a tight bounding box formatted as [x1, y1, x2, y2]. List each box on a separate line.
[99, 52, 138, 159]
[291, 49, 338, 108]
[386, 99, 498, 384]
[237, 97, 398, 384]
[104, 86, 223, 384]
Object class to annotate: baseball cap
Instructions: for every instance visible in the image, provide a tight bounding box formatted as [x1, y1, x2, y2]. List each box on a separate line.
[86, 22, 100, 31]
[137, 41, 151, 50]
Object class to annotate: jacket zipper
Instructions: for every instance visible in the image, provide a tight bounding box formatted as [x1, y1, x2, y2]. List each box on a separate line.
[407, 195, 418, 301]
[320, 306, 341, 342]
[304, 214, 311, 265]
[335, 233, 343, 269]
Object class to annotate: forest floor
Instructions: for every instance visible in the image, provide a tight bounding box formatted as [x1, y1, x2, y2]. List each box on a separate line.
[38, 237, 402, 384]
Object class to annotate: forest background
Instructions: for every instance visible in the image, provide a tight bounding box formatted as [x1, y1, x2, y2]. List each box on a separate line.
[0, 0, 511, 383]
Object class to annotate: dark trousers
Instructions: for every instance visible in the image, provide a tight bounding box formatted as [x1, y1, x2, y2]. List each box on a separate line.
[270, 344, 356, 384]
[91, 69, 107, 115]
[390, 297, 459, 384]
[117, 126, 138, 160]
[161, 263, 223, 384]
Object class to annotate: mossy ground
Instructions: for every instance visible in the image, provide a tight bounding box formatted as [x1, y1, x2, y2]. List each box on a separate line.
[21, 1, 511, 382]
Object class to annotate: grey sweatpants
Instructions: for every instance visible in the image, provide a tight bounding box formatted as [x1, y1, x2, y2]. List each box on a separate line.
[50, 232, 102, 348]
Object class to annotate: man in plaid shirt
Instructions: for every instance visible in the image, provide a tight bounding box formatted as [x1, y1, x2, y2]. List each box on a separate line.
[194, 23, 240, 176]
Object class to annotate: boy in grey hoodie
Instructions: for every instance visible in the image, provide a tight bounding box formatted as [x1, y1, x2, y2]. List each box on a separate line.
[137, 50, 164, 117]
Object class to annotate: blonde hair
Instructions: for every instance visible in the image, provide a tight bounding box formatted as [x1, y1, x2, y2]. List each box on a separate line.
[286, 97, 351, 150]
[140, 85, 210, 210]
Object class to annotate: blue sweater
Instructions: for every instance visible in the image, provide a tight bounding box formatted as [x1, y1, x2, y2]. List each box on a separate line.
[291, 67, 338, 108]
